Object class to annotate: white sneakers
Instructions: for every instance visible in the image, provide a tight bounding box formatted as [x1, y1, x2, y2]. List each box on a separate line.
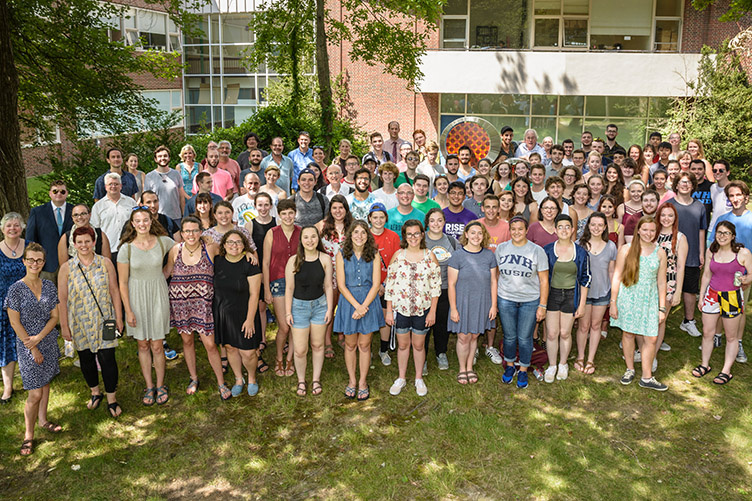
[544, 363, 569, 382]
[379, 351, 392, 366]
[556, 363, 569, 380]
[680, 319, 702, 337]
[544, 366, 556, 383]
[485, 346, 503, 365]
[389, 377, 428, 396]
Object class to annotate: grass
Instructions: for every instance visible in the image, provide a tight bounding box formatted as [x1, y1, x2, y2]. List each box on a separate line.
[1, 309, 751, 500]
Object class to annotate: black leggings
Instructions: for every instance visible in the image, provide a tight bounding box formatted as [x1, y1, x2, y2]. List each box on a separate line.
[425, 289, 450, 356]
[78, 348, 118, 394]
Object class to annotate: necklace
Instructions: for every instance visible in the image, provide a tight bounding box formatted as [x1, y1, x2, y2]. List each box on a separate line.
[4, 239, 21, 257]
[185, 243, 201, 256]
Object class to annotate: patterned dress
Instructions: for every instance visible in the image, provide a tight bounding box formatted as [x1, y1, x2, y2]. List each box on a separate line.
[66, 255, 117, 352]
[0, 250, 25, 366]
[4, 280, 60, 390]
[384, 249, 442, 317]
[169, 242, 214, 336]
[612, 245, 660, 337]
[657, 232, 679, 296]
[321, 228, 344, 290]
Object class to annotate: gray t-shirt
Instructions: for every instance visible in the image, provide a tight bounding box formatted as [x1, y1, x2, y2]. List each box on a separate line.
[144, 169, 183, 220]
[495, 240, 549, 302]
[294, 191, 329, 226]
[586, 241, 617, 299]
[668, 197, 707, 267]
[426, 233, 458, 290]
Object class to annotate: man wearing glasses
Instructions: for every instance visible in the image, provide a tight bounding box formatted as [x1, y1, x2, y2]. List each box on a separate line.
[232, 172, 262, 223]
[90, 172, 137, 263]
[26, 180, 74, 280]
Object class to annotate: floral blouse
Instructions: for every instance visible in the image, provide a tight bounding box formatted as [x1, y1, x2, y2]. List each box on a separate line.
[384, 249, 441, 316]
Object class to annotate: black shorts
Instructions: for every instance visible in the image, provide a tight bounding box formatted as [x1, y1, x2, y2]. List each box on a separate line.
[547, 287, 576, 314]
[683, 266, 701, 295]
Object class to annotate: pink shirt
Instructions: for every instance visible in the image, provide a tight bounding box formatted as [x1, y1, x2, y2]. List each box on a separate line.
[218, 158, 241, 190]
[478, 217, 511, 252]
[195, 168, 235, 199]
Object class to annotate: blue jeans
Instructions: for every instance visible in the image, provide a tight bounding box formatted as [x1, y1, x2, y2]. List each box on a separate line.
[498, 297, 539, 368]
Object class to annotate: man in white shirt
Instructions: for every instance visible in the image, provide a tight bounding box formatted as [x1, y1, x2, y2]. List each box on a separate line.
[232, 172, 261, 224]
[346, 168, 379, 221]
[319, 164, 351, 200]
[515, 129, 547, 162]
[90, 172, 137, 258]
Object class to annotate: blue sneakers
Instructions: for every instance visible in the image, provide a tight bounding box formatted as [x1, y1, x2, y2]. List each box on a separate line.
[502, 366, 516, 384]
[516, 371, 529, 389]
[163, 342, 178, 361]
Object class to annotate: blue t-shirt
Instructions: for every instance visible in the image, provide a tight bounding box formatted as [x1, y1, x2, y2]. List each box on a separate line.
[443, 207, 477, 241]
[93, 171, 139, 200]
[385, 207, 425, 236]
[709, 210, 752, 250]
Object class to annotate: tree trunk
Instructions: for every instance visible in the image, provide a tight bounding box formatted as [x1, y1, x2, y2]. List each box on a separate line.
[315, 0, 334, 157]
[0, 0, 29, 218]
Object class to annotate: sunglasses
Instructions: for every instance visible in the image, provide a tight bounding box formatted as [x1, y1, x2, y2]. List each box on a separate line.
[713, 168, 726, 174]
[51, 189, 67, 195]
[132, 205, 150, 211]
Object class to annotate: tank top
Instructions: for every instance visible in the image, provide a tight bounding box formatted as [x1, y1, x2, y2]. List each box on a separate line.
[293, 257, 325, 300]
[607, 220, 620, 244]
[709, 253, 746, 292]
[251, 219, 276, 265]
[168, 242, 214, 301]
[269, 225, 301, 281]
[622, 205, 642, 237]
[65, 227, 104, 257]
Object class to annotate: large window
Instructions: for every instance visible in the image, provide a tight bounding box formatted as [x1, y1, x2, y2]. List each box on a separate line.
[104, 7, 180, 52]
[182, 13, 297, 133]
[440, 93, 672, 145]
[441, 0, 682, 52]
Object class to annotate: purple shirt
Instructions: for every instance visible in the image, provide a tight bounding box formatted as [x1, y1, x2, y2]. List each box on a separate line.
[443, 207, 477, 241]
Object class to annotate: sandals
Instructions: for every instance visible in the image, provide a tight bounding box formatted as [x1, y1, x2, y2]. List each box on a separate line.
[41, 421, 62, 433]
[584, 361, 596, 375]
[87, 393, 104, 410]
[357, 385, 370, 401]
[467, 371, 478, 384]
[259, 341, 267, 352]
[284, 359, 295, 377]
[20, 439, 33, 456]
[324, 346, 335, 359]
[713, 372, 733, 385]
[221, 357, 229, 374]
[574, 359, 585, 372]
[311, 381, 323, 396]
[142, 387, 156, 406]
[107, 402, 122, 418]
[156, 385, 169, 405]
[257, 357, 270, 374]
[296, 382, 307, 396]
[186, 379, 200, 395]
[218, 383, 232, 401]
[457, 372, 469, 385]
[692, 365, 712, 378]
[344, 385, 356, 399]
[274, 358, 285, 377]
[283, 342, 289, 354]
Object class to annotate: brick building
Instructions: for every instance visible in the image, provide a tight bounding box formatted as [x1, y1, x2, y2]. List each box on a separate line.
[22, 0, 752, 175]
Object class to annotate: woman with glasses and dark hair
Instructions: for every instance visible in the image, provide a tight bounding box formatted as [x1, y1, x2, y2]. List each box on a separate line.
[694, 221, 752, 385]
[5, 243, 62, 455]
[214, 230, 264, 397]
[58, 204, 111, 266]
[527, 197, 561, 248]
[384, 220, 441, 397]
[117, 207, 174, 406]
[58, 227, 123, 417]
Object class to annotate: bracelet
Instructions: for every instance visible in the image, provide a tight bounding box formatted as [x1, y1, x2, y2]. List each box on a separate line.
[538, 304, 547, 309]
[610, 300, 616, 303]
[658, 307, 667, 313]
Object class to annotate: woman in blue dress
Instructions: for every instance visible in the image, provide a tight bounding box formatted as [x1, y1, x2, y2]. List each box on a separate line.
[1, 212, 27, 404]
[334, 220, 384, 401]
[5, 243, 62, 455]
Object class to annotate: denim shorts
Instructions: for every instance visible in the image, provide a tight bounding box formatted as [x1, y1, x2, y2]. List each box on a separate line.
[291, 295, 328, 328]
[547, 287, 575, 314]
[270, 278, 286, 298]
[395, 311, 429, 335]
[586, 292, 611, 306]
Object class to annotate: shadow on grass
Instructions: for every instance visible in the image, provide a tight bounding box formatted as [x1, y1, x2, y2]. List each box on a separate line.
[1, 311, 751, 499]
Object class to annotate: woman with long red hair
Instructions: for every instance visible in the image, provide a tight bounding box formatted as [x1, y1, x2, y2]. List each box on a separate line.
[610, 216, 668, 391]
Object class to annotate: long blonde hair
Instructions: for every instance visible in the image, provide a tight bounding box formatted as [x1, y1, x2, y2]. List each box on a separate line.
[622, 216, 657, 287]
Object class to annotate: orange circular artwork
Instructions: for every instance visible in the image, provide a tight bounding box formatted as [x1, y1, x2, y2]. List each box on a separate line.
[445, 122, 491, 167]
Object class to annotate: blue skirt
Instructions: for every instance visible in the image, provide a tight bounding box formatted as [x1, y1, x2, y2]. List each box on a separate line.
[333, 285, 385, 335]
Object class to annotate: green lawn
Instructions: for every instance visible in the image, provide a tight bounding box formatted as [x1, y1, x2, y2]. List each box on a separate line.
[1, 310, 751, 500]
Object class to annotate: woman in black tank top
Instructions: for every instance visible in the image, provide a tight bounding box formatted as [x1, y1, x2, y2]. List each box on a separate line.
[284, 226, 334, 396]
[249, 193, 277, 363]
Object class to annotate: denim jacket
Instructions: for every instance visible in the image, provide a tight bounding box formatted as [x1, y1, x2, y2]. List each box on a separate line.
[543, 241, 592, 310]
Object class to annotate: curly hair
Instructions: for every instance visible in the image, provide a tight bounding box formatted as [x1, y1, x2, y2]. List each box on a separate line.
[341, 220, 378, 262]
[710, 221, 744, 254]
[219, 229, 253, 257]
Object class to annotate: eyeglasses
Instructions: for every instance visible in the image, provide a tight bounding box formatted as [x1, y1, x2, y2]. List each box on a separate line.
[182, 229, 202, 234]
[51, 189, 67, 195]
[717, 230, 733, 237]
[405, 232, 422, 238]
[24, 258, 45, 265]
[72, 212, 89, 218]
[713, 168, 726, 174]
[225, 240, 244, 246]
[132, 205, 150, 211]
[406, 157, 419, 161]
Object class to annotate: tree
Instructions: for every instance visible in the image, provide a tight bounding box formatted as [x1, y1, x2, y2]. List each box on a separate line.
[692, 0, 752, 21]
[664, 42, 752, 183]
[0, 0, 205, 217]
[246, 0, 445, 155]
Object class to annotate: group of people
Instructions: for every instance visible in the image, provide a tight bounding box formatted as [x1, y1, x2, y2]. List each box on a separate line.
[1, 121, 750, 456]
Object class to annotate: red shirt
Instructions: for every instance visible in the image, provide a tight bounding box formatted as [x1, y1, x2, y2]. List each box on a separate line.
[371, 228, 401, 284]
[478, 217, 511, 252]
[269, 225, 301, 281]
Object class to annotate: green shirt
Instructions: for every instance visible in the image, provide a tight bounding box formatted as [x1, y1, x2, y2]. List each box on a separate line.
[551, 259, 577, 290]
[412, 198, 440, 214]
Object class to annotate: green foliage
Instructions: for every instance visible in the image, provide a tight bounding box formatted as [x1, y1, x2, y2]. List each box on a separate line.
[692, 0, 752, 21]
[663, 43, 752, 183]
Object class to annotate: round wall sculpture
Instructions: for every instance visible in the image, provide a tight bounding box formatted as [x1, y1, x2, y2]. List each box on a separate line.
[440, 116, 500, 167]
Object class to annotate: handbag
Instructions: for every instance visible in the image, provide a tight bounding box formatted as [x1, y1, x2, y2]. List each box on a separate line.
[78, 261, 118, 341]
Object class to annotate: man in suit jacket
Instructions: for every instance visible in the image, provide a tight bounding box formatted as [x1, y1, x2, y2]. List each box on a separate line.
[25, 179, 74, 278]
